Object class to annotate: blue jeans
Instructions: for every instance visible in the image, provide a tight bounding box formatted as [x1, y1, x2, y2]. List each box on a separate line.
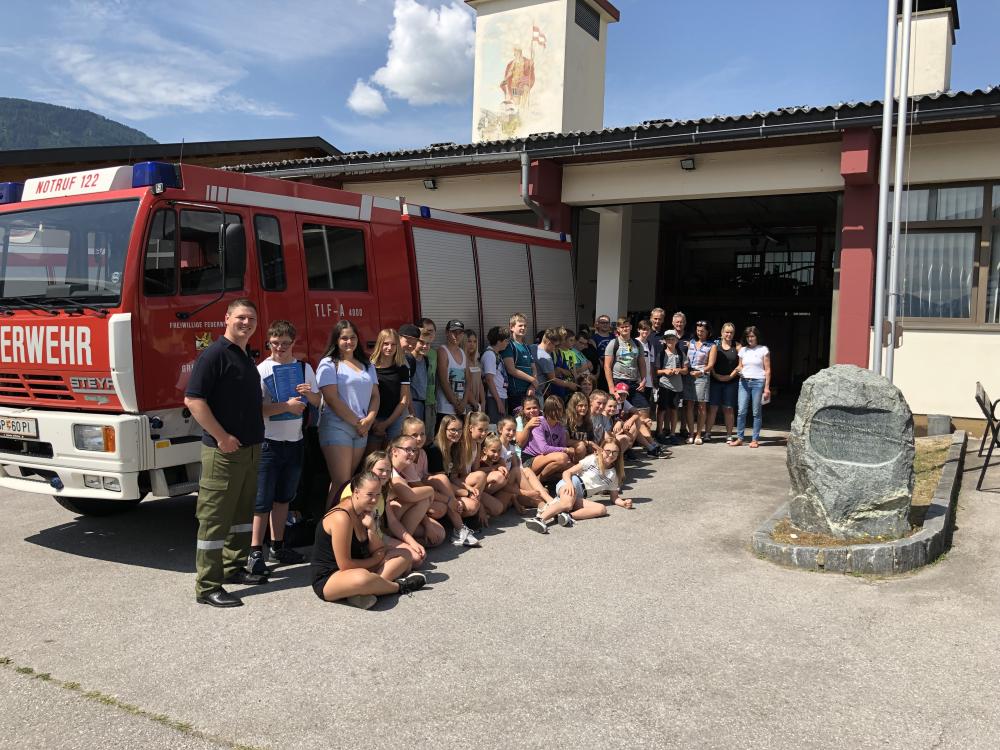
[255, 438, 304, 513]
[736, 378, 765, 442]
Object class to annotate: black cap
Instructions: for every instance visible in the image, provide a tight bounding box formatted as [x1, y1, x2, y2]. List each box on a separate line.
[446, 319, 465, 332]
[399, 323, 421, 339]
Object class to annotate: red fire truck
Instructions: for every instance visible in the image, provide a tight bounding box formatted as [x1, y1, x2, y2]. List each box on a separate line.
[0, 162, 574, 515]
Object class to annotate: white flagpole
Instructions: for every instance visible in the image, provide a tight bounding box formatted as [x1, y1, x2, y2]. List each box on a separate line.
[871, 0, 898, 375]
[886, 0, 913, 383]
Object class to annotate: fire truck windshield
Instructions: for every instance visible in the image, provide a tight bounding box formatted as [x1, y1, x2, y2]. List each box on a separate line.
[0, 199, 139, 307]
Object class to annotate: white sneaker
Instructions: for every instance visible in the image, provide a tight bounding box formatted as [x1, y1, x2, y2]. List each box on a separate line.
[460, 525, 481, 547]
[525, 517, 548, 534]
[557, 512, 575, 527]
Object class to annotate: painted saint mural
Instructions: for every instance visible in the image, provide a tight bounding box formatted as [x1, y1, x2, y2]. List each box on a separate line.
[474, 6, 562, 142]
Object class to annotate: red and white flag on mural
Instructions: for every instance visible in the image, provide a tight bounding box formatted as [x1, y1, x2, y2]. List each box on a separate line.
[532, 25, 547, 48]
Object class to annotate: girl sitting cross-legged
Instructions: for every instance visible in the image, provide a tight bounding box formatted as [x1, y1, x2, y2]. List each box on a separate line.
[525, 434, 631, 535]
[387, 434, 446, 549]
[310, 472, 426, 609]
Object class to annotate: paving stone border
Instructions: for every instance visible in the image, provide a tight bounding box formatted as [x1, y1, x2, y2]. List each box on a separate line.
[752, 431, 968, 575]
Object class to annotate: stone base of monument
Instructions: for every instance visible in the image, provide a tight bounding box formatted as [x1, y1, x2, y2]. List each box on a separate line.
[752, 431, 967, 575]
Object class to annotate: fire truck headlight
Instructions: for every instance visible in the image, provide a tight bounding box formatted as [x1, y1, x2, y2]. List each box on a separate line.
[73, 425, 116, 452]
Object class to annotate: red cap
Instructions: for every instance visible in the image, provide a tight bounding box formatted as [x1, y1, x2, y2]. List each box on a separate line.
[614, 383, 629, 392]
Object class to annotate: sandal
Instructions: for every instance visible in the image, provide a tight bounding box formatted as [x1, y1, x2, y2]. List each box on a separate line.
[749, 441, 760, 449]
[694, 436, 703, 445]
[727, 439, 743, 447]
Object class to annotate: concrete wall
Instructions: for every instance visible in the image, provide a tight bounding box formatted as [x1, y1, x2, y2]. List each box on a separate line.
[895, 9, 953, 98]
[342, 171, 524, 213]
[896, 128, 1000, 184]
[561, 142, 845, 204]
[891, 329, 1000, 419]
[561, 0, 607, 134]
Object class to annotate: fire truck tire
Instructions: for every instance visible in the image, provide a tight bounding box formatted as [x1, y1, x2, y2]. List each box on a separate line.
[55, 497, 143, 516]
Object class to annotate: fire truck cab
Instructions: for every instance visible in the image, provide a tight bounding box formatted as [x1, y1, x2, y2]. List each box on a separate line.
[0, 162, 574, 515]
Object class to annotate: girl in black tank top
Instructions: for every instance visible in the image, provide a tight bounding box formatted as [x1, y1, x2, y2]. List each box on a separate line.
[707, 323, 741, 442]
[310, 474, 424, 604]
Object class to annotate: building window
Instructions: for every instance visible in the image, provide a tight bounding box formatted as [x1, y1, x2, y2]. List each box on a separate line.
[255, 215, 286, 291]
[891, 185, 983, 221]
[988, 227, 1000, 324]
[302, 223, 368, 291]
[896, 232, 975, 319]
[575, 0, 600, 41]
[888, 181, 1000, 325]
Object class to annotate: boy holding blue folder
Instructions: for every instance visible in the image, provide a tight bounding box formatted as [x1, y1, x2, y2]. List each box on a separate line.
[250, 320, 322, 574]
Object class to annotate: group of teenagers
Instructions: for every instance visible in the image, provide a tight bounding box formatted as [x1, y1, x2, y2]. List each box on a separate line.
[183, 297, 772, 609]
[297, 308, 772, 610]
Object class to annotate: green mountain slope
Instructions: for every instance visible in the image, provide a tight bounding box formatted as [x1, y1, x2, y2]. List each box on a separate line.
[0, 98, 157, 150]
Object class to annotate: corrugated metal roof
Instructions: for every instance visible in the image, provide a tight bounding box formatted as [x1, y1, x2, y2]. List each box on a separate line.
[228, 87, 1000, 175]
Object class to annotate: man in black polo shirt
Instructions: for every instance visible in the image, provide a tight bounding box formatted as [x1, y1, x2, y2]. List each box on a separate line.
[184, 298, 266, 608]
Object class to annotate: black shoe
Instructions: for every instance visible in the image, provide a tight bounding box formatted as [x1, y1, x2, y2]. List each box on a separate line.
[267, 546, 305, 565]
[394, 572, 426, 595]
[246, 549, 267, 575]
[196, 588, 243, 608]
[226, 569, 269, 585]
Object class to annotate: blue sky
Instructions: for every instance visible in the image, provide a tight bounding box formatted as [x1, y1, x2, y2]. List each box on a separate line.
[3, 0, 998, 153]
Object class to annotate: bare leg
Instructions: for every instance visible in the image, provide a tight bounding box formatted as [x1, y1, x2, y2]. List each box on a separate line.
[571, 498, 608, 521]
[322, 445, 356, 504]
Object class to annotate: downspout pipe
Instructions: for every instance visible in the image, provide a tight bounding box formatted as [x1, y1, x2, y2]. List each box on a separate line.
[521, 151, 551, 230]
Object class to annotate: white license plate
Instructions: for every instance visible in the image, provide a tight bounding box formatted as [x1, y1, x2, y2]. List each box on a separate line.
[0, 417, 38, 439]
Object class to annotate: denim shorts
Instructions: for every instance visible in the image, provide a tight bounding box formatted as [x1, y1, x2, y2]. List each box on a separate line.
[255, 438, 304, 513]
[709, 378, 738, 408]
[555, 475, 585, 509]
[318, 412, 366, 449]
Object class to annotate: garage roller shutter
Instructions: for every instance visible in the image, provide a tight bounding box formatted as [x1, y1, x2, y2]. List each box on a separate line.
[475, 237, 534, 337]
[412, 228, 480, 344]
[530, 245, 577, 332]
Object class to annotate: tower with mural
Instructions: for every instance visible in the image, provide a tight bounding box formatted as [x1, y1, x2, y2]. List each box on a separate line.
[467, 0, 619, 143]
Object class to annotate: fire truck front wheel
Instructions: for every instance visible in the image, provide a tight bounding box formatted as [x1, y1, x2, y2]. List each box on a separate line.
[54, 497, 143, 517]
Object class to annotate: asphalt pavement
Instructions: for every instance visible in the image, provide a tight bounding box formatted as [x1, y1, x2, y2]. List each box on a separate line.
[2, 427, 999, 750]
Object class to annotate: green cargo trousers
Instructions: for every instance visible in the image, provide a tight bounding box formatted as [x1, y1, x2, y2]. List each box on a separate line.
[195, 443, 261, 597]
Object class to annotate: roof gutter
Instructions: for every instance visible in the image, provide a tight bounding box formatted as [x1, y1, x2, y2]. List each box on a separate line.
[241, 99, 1000, 181]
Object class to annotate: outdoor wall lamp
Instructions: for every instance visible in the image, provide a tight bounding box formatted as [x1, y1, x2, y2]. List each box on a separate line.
[679, 157, 696, 171]
[423, 178, 438, 189]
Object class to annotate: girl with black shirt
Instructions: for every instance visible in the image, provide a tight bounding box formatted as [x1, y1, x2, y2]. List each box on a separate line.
[311, 472, 425, 609]
[707, 322, 740, 442]
[369, 328, 411, 450]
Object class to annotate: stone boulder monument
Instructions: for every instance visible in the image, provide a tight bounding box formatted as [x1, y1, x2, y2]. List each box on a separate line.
[787, 365, 914, 540]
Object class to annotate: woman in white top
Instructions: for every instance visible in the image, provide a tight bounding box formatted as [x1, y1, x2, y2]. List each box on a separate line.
[729, 325, 771, 449]
[317, 319, 380, 499]
[436, 319, 470, 430]
[525, 434, 630, 534]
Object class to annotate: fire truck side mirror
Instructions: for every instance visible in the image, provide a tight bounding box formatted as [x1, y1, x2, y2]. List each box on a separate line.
[222, 223, 246, 281]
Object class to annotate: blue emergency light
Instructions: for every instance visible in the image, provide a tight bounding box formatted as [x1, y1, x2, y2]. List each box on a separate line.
[419, 205, 431, 219]
[132, 162, 182, 191]
[0, 182, 24, 205]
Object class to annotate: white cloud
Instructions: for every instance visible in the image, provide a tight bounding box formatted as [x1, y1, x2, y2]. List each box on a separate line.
[347, 79, 389, 117]
[25, 3, 290, 121]
[153, 0, 394, 64]
[43, 42, 288, 121]
[369, 0, 475, 107]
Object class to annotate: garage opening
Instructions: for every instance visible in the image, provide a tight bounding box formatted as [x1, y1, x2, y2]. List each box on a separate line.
[655, 193, 840, 394]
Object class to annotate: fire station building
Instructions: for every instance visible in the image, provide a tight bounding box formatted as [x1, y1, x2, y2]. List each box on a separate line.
[232, 0, 998, 420]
